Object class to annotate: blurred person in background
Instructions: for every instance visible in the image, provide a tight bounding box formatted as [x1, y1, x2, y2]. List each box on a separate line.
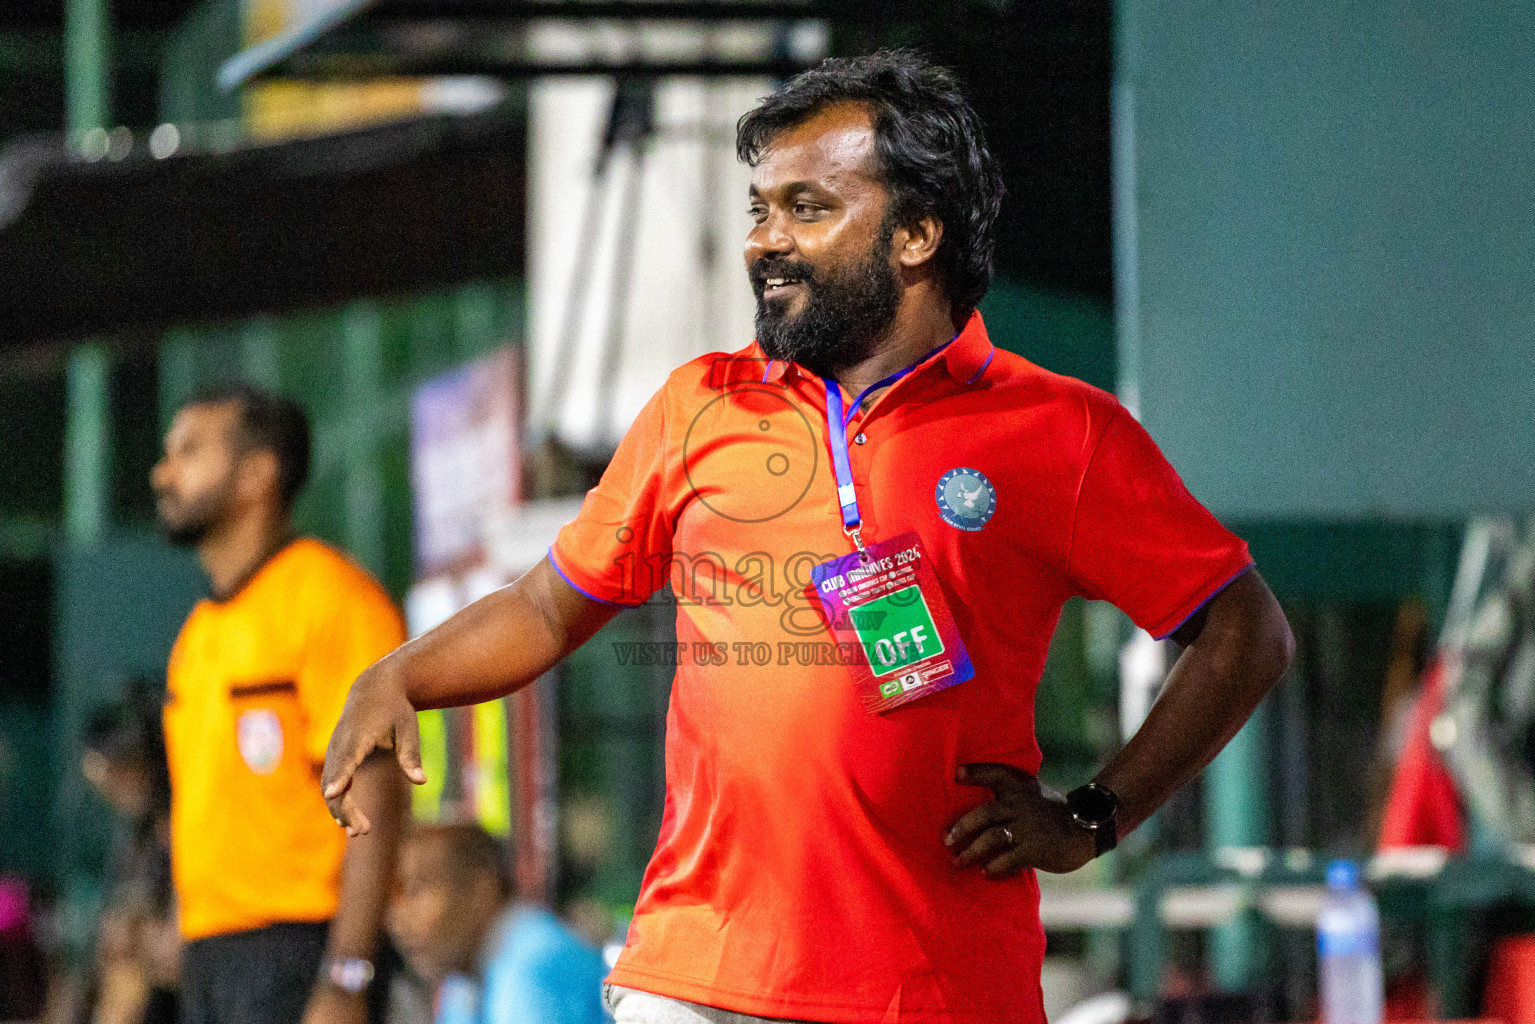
[152, 385, 408, 1024]
[80, 684, 178, 1024]
[389, 823, 607, 1024]
[0, 876, 47, 1022]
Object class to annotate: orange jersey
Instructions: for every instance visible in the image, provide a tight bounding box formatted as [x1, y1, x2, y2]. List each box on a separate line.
[552, 313, 1251, 1022]
[164, 539, 405, 941]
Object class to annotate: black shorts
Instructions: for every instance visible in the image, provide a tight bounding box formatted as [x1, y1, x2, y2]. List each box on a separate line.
[180, 921, 327, 1024]
[180, 921, 399, 1024]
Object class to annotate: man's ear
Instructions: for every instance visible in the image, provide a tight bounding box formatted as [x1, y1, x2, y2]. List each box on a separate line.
[894, 213, 944, 270]
[236, 448, 282, 506]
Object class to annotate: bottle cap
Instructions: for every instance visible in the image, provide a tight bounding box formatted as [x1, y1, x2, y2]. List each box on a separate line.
[1326, 859, 1360, 890]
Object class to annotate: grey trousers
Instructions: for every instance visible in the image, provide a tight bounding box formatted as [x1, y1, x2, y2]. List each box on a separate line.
[605, 986, 824, 1024]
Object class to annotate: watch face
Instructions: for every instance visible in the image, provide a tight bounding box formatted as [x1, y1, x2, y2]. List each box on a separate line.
[1069, 785, 1118, 828]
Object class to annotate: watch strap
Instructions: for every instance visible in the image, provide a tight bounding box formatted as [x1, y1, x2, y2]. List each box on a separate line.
[1067, 782, 1120, 859]
[324, 956, 375, 994]
[1092, 815, 1117, 857]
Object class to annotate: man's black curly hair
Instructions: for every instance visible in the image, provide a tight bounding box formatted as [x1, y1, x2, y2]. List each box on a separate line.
[737, 50, 1006, 321]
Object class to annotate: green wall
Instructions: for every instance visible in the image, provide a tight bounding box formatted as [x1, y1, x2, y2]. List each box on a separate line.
[980, 277, 1116, 393]
[53, 537, 204, 877]
[1115, 0, 1535, 520]
[157, 0, 241, 129]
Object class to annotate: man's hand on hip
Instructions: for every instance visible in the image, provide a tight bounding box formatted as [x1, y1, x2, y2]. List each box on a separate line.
[321, 658, 425, 835]
[944, 763, 1095, 877]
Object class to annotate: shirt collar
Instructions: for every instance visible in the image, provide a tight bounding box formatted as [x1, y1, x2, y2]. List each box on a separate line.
[760, 351, 791, 383]
[755, 310, 996, 387]
[941, 310, 996, 384]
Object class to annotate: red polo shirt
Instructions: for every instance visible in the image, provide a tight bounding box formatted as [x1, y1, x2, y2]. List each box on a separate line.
[551, 312, 1251, 1023]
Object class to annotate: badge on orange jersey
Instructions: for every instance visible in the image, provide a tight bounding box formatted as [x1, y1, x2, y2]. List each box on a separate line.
[237, 710, 284, 775]
[812, 531, 974, 713]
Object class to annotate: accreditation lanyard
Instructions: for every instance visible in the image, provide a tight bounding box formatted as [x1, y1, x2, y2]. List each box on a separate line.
[819, 337, 959, 558]
[812, 373, 976, 713]
[822, 376, 867, 559]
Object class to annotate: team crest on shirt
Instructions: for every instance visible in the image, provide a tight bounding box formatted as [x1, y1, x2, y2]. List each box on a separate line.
[237, 710, 284, 775]
[935, 468, 997, 532]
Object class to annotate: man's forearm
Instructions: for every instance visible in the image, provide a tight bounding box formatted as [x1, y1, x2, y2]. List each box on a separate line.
[1095, 569, 1294, 837]
[383, 558, 620, 711]
[326, 753, 406, 963]
[323, 560, 618, 834]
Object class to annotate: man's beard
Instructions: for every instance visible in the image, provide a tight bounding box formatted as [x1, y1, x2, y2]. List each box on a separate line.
[155, 483, 232, 548]
[751, 226, 903, 378]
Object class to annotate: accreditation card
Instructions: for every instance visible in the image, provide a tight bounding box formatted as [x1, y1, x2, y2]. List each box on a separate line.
[812, 531, 975, 713]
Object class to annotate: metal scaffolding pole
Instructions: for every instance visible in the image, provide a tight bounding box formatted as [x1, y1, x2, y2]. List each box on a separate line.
[64, 0, 111, 151]
[1204, 699, 1273, 990]
[63, 0, 114, 544]
[63, 345, 112, 547]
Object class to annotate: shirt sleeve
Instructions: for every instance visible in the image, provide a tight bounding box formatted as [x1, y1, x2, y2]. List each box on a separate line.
[549, 386, 675, 606]
[1067, 406, 1253, 639]
[296, 573, 406, 763]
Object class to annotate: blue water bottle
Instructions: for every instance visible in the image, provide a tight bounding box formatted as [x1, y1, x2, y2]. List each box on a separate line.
[1317, 860, 1383, 1024]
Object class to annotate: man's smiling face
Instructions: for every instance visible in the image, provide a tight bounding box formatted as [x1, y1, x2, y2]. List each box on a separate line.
[744, 102, 904, 377]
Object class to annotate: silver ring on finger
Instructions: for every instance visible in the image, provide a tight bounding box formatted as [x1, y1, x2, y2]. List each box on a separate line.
[1000, 825, 1016, 846]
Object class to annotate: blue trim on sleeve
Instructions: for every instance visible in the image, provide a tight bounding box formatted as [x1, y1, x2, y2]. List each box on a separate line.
[1153, 562, 1254, 641]
[546, 547, 643, 608]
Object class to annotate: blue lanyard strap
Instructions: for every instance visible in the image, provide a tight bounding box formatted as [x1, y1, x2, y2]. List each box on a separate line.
[818, 339, 960, 558]
[822, 376, 867, 557]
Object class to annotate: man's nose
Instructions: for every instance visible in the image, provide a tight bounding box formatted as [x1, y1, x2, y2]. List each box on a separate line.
[746, 212, 793, 264]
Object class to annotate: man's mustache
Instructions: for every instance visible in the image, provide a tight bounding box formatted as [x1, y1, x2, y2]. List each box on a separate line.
[748, 258, 818, 294]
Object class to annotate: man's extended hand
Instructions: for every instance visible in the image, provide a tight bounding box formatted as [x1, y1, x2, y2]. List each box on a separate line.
[320, 559, 622, 835]
[943, 763, 1095, 877]
[322, 659, 426, 835]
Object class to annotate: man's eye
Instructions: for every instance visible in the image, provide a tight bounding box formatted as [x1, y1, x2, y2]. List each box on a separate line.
[794, 203, 819, 217]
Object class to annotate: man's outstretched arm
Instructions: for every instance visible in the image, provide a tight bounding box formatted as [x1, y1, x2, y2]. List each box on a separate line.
[947, 567, 1294, 875]
[322, 556, 620, 833]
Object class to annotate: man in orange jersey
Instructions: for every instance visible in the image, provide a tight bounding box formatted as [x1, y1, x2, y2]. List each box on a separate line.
[153, 384, 406, 1024]
[324, 53, 1293, 1024]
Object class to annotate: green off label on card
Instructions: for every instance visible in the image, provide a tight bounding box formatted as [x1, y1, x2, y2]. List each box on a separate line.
[812, 531, 974, 713]
[846, 585, 945, 678]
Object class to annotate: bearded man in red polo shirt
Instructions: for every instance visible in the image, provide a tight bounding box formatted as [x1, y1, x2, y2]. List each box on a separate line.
[323, 51, 1294, 1023]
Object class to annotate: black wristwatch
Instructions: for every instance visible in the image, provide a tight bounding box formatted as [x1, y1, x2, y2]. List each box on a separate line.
[1066, 782, 1121, 858]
